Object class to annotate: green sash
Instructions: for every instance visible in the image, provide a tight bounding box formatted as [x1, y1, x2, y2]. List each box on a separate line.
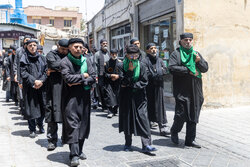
[67, 53, 90, 90]
[180, 46, 201, 78]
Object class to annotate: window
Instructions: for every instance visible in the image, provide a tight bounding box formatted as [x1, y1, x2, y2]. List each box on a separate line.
[32, 19, 41, 24]
[140, 14, 176, 93]
[110, 24, 131, 58]
[49, 19, 54, 26]
[64, 20, 72, 27]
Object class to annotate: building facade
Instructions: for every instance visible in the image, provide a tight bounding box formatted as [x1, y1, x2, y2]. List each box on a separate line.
[23, 6, 82, 33]
[87, 0, 250, 108]
[0, 23, 38, 50]
[87, 0, 176, 97]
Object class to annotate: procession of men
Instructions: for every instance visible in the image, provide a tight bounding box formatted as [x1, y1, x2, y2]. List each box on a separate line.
[0, 32, 208, 167]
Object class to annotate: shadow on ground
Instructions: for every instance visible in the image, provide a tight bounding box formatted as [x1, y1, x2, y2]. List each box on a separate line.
[47, 151, 69, 166]
[153, 138, 185, 148]
[103, 144, 142, 153]
[14, 121, 28, 126]
[8, 110, 20, 115]
[35, 138, 64, 148]
[11, 130, 30, 137]
[112, 123, 119, 128]
[11, 116, 23, 120]
[2, 103, 14, 106]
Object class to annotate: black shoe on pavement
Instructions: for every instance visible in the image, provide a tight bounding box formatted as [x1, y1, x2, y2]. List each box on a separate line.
[29, 131, 37, 138]
[185, 141, 201, 148]
[150, 122, 158, 129]
[123, 145, 132, 152]
[107, 110, 113, 118]
[38, 126, 45, 134]
[47, 142, 57, 151]
[79, 153, 87, 160]
[142, 145, 157, 153]
[160, 126, 171, 136]
[171, 132, 179, 145]
[70, 156, 80, 167]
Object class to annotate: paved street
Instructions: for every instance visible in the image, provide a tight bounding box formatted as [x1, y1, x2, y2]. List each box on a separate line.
[0, 87, 250, 167]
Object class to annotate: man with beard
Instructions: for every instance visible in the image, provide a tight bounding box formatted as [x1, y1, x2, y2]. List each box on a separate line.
[119, 44, 157, 154]
[20, 39, 47, 138]
[45, 39, 69, 151]
[142, 43, 170, 136]
[169, 33, 208, 148]
[6, 45, 18, 106]
[94, 39, 110, 111]
[14, 35, 31, 114]
[103, 49, 122, 118]
[60, 38, 96, 166]
[130, 38, 146, 61]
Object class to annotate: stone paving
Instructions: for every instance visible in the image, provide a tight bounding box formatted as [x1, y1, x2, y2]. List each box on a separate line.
[0, 87, 250, 167]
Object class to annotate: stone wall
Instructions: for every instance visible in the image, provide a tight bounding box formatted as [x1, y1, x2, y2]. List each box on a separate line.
[184, 0, 250, 107]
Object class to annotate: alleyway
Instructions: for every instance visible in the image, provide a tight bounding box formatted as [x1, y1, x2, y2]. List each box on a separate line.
[0, 87, 249, 167]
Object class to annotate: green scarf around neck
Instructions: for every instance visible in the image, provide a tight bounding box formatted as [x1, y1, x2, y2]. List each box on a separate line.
[123, 57, 140, 82]
[180, 46, 201, 78]
[67, 53, 90, 90]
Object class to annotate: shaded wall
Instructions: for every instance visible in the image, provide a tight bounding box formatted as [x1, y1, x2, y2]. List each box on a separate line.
[184, 0, 250, 107]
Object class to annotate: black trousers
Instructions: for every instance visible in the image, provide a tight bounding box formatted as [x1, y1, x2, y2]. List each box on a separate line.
[69, 139, 85, 159]
[171, 118, 197, 144]
[28, 115, 44, 132]
[125, 134, 151, 148]
[47, 122, 58, 144]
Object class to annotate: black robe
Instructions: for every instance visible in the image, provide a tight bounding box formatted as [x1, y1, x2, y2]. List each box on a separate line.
[45, 49, 65, 123]
[168, 48, 208, 123]
[119, 62, 151, 138]
[103, 58, 122, 107]
[60, 56, 96, 144]
[142, 54, 167, 124]
[20, 51, 47, 120]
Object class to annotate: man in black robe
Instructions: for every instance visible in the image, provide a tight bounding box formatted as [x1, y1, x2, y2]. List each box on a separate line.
[14, 35, 31, 115]
[169, 33, 208, 148]
[119, 44, 157, 153]
[103, 49, 122, 118]
[3, 49, 12, 102]
[60, 38, 96, 166]
[130, 38, 146, 61]
[6, 45, 18, 106]
[45, 39, 69, 151]
[94, 39, 110, 111]
[142, 43, 170, 136]
[20, 39, 47, 138]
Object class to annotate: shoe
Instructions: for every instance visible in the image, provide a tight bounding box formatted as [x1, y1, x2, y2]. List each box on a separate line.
[29, 131, 37, 138]
[142, 145, 157, 153]
[160, 130, 171, 136]
[185, 141, 201, 148]
[6, 99, 9, 102]
[160, 127, 171, 136]
[79, 152, 87, 160]
[123, 145, 132, 152]
[70, 156, 80, 167]
[107, 111, 113, 118]
[38, 126, 45, 134]
[171, 132, 179, 144]
[150, 122, 158, 129]
[47, 142, 57, 151]
[15, 101, 18, 106]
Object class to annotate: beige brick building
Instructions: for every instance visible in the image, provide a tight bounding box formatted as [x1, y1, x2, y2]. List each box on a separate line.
[22, 6, 82, 32]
